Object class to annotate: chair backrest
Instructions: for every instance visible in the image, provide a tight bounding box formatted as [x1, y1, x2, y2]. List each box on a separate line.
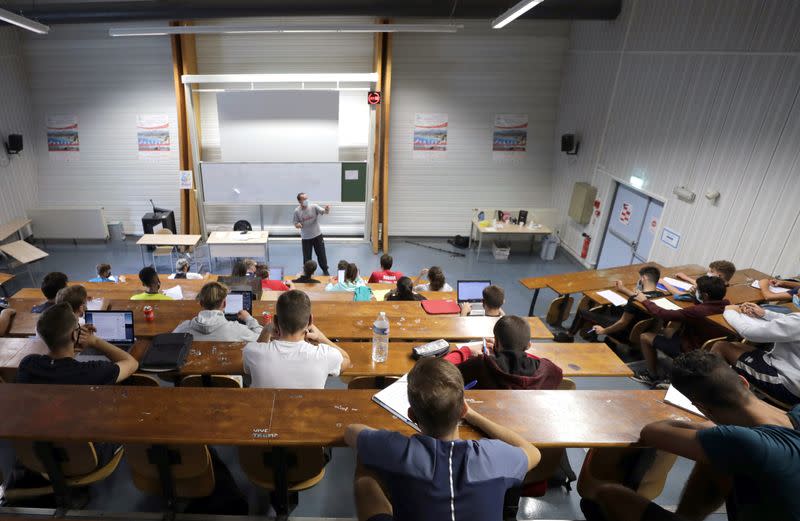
[701, 336, 728, 351]
[120, 373, 161, 387]
[557, 378, 576, 390]
[628, 318, 657, 346]
[180, 375, 242, 388]
[233, 220, 252, 232]
[14, 441, 99, 477]
[156, 228, 173, 235]
[125, 444, 215, 498]
[546, 295, 573, 326]
[238, 446, 326, 489]
[347, 376, 400, 390]
[578, 447, 677, 501]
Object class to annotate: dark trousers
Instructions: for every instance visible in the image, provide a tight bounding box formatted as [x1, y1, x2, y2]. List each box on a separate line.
[302, 234, 329, 273]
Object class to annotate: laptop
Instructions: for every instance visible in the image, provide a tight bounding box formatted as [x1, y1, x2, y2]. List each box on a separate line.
[76, 310, 135, 360]
[457, 280, 491, 316]
[268, 266, 284, 280]
[224, 290, 253, 321]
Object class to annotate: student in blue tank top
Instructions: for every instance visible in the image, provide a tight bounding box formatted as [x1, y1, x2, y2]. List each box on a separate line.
[344, 357, 540, 521]
[581, 350, 800, 521]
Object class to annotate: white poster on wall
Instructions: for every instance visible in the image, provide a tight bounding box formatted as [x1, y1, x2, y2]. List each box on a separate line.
[492, 113, 528, 158]
[46, 115, 80, 161]
[137, 114, 171, 160]
[413, 113, 448, 159]
[179, 170, 193, 189]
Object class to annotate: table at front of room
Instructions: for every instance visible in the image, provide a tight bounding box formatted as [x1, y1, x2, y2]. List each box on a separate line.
[135, 234, 202, 267]
[469, 219, 553, 259]
[206, 231, 270, 269]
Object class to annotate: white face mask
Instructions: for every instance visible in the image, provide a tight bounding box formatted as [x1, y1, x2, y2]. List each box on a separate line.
[695, 290, 703, 303]
[707, 271, 715, 277]
[300, 199, 309, 208]
[793, 294, 800, 307]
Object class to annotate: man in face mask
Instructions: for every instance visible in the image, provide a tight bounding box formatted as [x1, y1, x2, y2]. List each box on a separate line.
[293, 192, 331, 276]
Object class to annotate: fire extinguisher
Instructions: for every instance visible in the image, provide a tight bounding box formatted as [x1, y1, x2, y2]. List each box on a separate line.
[581, 233, 591, 259]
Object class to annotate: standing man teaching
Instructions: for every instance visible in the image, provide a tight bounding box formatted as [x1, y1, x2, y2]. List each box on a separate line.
[293, 192, 331, 276]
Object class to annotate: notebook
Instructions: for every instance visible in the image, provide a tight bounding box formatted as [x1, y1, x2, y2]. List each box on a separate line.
[372, 374, 420, 431]
[662, 277, 694, 291]
[651, 298, 682, 311]
[421, 300, 461, 315]
[596, 290, 628, 307]
[750, 280, 790, 294]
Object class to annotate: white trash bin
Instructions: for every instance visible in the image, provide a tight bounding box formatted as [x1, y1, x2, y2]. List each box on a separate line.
[540, 233, 559, 261]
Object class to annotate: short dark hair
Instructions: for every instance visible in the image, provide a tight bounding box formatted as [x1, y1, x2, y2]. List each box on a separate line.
[395, 276, 415, 299]
[672, 351, 751, 410]
[232, 259, 256, 277]
[297, 192, 306, 201]
[41, 272, 68, 300]
[639, 266, 661, 284]
[709, 260, 736, 282]
[138, 266, 159, 287]
[408, 357, 464, 437]
[55, 285, 88, 313]
[427, 266, 446, 291]
[380, 254, 393, 270]
[255, 263, 270, 280]
[696, 275, 726, 301]
[96, 263, 112, 277]
[337, 260, 349, 272]
[482, 285, 505, 309]
[36, 302, 78, 351]
[345, 263, 359, 283]
[303, 260, 318, 277]
[275, 290, 312, 335]
[493, 316, 531, 352]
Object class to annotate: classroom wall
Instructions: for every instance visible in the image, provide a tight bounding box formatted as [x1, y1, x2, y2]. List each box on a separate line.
[21, 23, 180, 234]
[552, 0, 800, 276]
[0, 28, 38, 226]
[388, 19, 570, 236]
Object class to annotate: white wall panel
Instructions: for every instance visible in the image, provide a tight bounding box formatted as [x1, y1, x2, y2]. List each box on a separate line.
[388, 20, 570, 236]
[553, 0, 800, 276]
[0, 28, 38, 226]
[22, 23, 179, 234]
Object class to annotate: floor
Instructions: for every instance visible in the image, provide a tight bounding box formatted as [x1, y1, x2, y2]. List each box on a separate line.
[0, 236, 726, 520]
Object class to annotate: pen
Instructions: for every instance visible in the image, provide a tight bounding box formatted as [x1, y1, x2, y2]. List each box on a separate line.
[464, 380, 478, 390]
[482, 337, 488, 356]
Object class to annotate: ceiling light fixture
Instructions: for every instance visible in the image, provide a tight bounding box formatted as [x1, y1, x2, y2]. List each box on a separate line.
[0, 7, 50, 35]
[110, 23, 462, 37]
[181, 73, 379, 85]
[491, 0, 546, 29]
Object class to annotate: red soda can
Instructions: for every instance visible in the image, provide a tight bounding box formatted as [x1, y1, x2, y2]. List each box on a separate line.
[143, 305, 155, 322]
[261, 311, 272, 325]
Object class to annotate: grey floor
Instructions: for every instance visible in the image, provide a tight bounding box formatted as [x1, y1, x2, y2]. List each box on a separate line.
[0, 236, 726, 520]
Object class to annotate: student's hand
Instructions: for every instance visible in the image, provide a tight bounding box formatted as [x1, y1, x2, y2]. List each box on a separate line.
[324, 205, 331, 213]
[592, 325, 605, 335]
[76, 326, 99, 349]
[419, 268, 429, 278]
[741, 302, 766, 318]
[285, 281, 293, 288]
[237, 310, 252, 321]
[466, 342, 485, 356]
[675, 272, 688, 280]
[463, 404, 477, 423]
[485, 338, 495, 351]
[633, 292, 647, 302]
[295, 222, 303, 229]
[305, 324, 327, 345]
[118, 275, 126, 283]
[769, 278, 781, 287]
[614, 280, 624, 291]
[329, 276, 337, 284]
[460, 303, 472, 316]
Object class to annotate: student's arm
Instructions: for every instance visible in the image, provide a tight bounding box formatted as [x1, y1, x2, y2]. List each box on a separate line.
[675, 272, 697, 285]
[775, 279, 800, 289]
[322, 204, 331, 215]
[413, 268, 429, 286]
[463, 406, 540, 471]
[459, 303, 471, 316]
[0, 308, 16, 336]
[237, 310, 263, 334]
[306, 324, 352, 370]
[78, 327, 138, 383]
[344, 424, 373, 448]
[596, 311, 634, 336]
[614, 281, 635, 297]
[757, 278, 792, 302]
[293, 210, 302, 229]
[659, 280, 688, 297]
[639, 420, 712, 463]
[723, 308, 800, 343]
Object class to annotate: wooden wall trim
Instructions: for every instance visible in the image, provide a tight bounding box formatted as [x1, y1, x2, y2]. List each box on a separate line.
[370, 30, 384, 253]
[380, 32, 392, 253]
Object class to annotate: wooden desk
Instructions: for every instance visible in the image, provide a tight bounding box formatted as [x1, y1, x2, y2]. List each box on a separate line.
[261, 288, 457, 302]
[729, 269, 770, 285]
[0, 338, 48, 381]
[0, 272, 13, 297]
[707, 302, 799, 335]
[207, 231, 270, 266]
[9, 280, 207, 304]
[0, 218, 31, 242]
[0, 240, 48, 265]
[0, 385, 701, 448]
[469, 219, 553, 259]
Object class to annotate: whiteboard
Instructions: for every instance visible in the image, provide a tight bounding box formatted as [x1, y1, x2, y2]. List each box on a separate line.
[201, 163, 342, 203]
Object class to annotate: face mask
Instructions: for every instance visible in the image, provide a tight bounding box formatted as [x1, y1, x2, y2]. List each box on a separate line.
[707, 272, 715, 277]
[636, 281, 644, 291]
[793, 294, 800, 307]
[695, 290, 703, 303]
[300, 200, 309, 208]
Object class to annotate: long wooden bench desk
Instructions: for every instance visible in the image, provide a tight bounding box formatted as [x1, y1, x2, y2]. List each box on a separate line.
[0, 272, 13, 297]
[0, 385, 702, 447]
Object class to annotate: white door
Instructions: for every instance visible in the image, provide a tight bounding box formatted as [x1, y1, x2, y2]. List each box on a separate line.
[596, 183, 664, 269]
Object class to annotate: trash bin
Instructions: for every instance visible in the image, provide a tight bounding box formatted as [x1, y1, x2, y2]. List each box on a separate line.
[492, 241, 511, 260]
[540, 233, 559, 261]
[108, 221, 125, 242]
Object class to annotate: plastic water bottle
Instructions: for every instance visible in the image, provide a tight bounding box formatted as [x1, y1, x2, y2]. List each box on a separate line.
[372, 312, 390, 363]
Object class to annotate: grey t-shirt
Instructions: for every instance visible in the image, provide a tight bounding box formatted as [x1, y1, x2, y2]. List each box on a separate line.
[293, 204, 325, 240]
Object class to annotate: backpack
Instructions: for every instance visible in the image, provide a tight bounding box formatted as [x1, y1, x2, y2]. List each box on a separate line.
[353, 286, 373, 302]
[447, 235, 470, 249]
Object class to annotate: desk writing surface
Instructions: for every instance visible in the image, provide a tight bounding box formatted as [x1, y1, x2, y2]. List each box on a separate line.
[207, 231, 269, 244]
[136, 234, 202, 247]
[472, 219, 553, 236]
[519, 262, 665, 291]
[263, 286, 456, 302]
[0, 273, 13, 286]
[729, 269, 770, 285]
[548, 264, 705, 295]
[0, 218, 31, 242]
[0, 241, 48, 265]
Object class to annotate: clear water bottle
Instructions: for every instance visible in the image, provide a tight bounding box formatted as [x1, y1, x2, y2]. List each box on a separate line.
[372, 311, 390, 363]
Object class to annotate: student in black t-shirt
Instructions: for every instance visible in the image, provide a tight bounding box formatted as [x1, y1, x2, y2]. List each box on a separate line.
[16, 303, 138, 385]
[31, 272, 68, 313]
[293, 260, 322, 284]
[385, 276, 427, 301]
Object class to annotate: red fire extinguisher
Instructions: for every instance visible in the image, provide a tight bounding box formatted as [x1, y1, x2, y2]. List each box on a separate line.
[581, 233, 591, 259]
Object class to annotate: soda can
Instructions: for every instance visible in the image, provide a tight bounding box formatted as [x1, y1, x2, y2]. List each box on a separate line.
[143, 305, 155, 322]
[261, 311, 272, 324]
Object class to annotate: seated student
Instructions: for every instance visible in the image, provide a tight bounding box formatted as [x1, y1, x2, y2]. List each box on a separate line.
[55, 285, 90, 322]
[131, 266, 174, 300]
[292, 260, 322, 284]
[325, 263, 366, 292]
[580, 350, 800, 521]
[413, 266, 454, 292]
[662, 259, 736, 296]
[168, 258, 203, 280]
[754, 276, 800, 303]
[567, 266, 667, 340]
[632, 276, 729, 386]
[445, 315, 562, 390]
[173, 282, 262, 341]
[17, 302, 138, 385]
[243, 290, 351, 388]
[88, 263, 118, 283]
[0, 308, 16, 336]
[368, 254, 403, 284]
[710, 301, 800, 405]
[32, 272, 68, 313]
[460, 284, 506, 317]
[344, 357, 540, 521]
[385, 276, 427, 301]
[231, 258, 257, 277]
[255, 263, 291, 291]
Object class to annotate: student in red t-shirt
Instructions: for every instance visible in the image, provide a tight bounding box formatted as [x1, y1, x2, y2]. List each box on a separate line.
[256, 264, 291, 291]
[368, 254, 404, 284]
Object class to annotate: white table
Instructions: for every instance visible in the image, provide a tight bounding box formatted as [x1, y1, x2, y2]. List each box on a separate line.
[207, 231, 270, 270]
[0, 218, 31, 243]
[469, 219, 553, 259]
[135, 234, 202, 267]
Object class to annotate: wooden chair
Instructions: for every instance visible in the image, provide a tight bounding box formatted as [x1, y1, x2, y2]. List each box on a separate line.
[347, 376, 399, 390]
[577, 447, 677, 501]
[125, 444, 215, 516]
[152, 229, 176, 271]
[120, 373, 161, 386]
[238, 446, 327, 520]
[180, 375, 243, 388]
[700, 336, 729, 351]
[546, 295, 574, 327]
[8, 441, 124, 512]
[628, 317, 658, 347]
[557, 378, 576, 390]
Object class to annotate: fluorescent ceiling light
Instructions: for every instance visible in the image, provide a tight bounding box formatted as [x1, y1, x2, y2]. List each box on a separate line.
[0, 7, 50, 34]
[491, 0, 546, 29]
[110, 23, 462, 37]
[182, 73, 378, 85]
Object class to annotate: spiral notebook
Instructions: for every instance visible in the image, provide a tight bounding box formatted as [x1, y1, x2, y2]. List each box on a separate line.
[372, 374, 420, 431]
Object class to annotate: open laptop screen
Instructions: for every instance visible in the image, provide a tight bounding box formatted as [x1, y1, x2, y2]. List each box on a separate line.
[224, 291, 253, 316]
[457, 281, 491, 303]
[84, 311, 134, 344]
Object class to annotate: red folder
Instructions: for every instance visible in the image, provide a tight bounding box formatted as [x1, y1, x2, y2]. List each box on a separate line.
[421, 300, 461, 315]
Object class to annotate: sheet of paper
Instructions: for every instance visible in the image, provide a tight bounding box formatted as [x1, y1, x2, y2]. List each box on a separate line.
[664, 385, 706, 418]
[372, 289, 390, 302]
[87, 298, 105, 311]
[596, 290, 628, 307]
[372, 374, 420, 431]
[750, 280, 790, 294]
[662, 277, 693, 291]
[344, 170, 359, 181]
[163, 285, 183, 300]
[651, 298, 682, 311]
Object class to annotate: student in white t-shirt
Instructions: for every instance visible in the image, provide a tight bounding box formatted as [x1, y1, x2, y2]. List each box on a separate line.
[243, 290, 352, 388]
[168, 258, 204, 280]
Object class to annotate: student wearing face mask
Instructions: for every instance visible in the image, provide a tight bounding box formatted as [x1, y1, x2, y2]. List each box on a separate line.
[293, 192, 331, 276]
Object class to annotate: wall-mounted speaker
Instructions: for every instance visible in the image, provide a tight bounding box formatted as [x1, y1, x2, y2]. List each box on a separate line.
[5, 134, 23, 155]
[561, 133, 579, 155]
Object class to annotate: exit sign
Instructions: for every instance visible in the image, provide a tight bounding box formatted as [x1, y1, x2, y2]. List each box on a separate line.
[367, 91, 382, 105]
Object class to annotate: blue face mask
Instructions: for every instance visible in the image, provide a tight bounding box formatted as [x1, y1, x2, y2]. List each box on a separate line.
[793, 294, 800, 307]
